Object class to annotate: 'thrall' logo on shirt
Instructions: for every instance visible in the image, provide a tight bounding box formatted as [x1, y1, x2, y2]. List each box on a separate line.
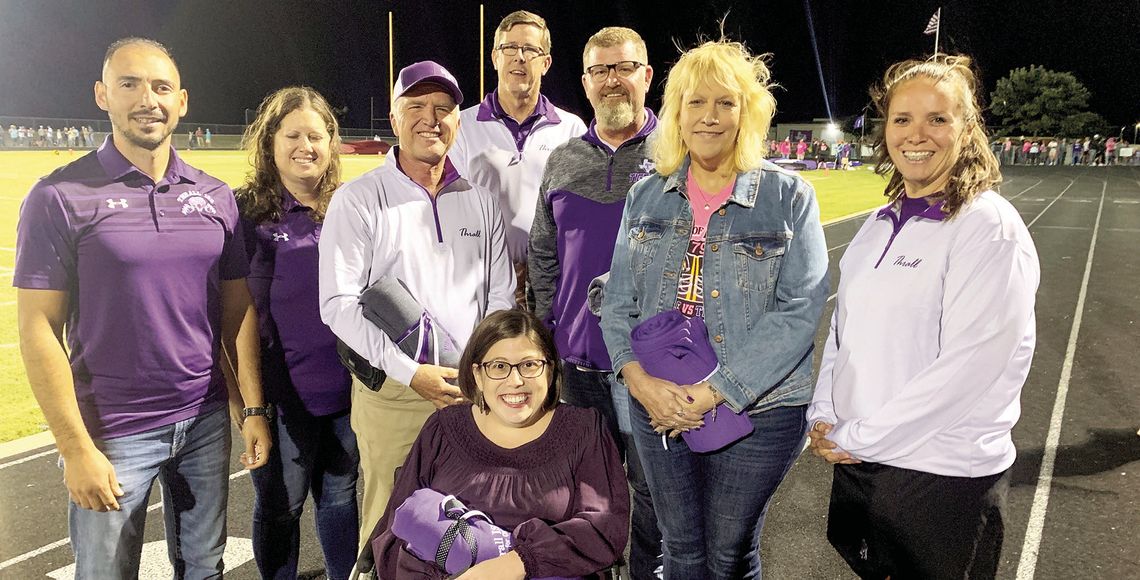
[177, 191, 217, 215]
[630, 158, 656, 183]
[459, 227, 482, 238]
[893, 255, 923, 268]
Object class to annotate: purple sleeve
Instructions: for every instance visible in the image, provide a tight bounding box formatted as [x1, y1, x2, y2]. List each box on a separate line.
[512, 412, 630, 577]
[371, 413, 446, 580]
[13, 182, 75, 290]
[216, 185, 250, 280]
[239, 218, 271, 303]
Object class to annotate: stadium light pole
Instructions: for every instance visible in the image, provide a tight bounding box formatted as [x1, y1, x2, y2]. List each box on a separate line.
[1134, 122, 1139, 143]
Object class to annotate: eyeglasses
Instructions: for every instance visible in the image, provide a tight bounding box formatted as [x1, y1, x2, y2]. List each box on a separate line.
[496, 44, 545, 58]
[479, 359, 549, 379]
[585, 61, 645, 82]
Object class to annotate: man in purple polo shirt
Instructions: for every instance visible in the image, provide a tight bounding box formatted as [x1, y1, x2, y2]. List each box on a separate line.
[14, 37, 270, 579]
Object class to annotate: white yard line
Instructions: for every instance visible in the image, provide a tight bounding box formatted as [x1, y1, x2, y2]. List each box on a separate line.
[1015, 180, 1106, 580]
[1006, 178, 1043, 201]
[1025, 178, 1076, 228]
[0, 469, 251, 571]
[0, 448, 55, 470]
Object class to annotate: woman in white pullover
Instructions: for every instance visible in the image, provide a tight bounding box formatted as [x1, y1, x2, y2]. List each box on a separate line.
[807, 55, 1039, 580]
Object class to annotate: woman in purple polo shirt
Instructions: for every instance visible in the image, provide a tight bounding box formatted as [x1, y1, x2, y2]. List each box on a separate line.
[236, 86, 359, 580]
[365, 309, 630, 579]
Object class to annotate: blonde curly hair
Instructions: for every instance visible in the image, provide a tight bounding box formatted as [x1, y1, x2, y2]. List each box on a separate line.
[653, 38, 777, 176]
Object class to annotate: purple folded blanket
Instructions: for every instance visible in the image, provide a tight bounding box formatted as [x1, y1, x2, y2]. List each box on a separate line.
[388, 488, 578, 579]
[630, 310, 753, 452]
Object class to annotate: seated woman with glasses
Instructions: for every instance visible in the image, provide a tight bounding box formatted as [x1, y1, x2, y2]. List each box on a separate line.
[365, 309, 630, 579]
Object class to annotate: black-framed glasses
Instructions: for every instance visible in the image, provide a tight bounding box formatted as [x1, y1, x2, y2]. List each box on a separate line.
[496, 44, 545, 58]
[585, 61, 645, 82]
[479, 359, 550, 379]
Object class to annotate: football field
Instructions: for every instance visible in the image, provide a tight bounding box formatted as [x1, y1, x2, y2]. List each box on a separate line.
[2, 165, 1137, 579]
[0, 149, 888, 442]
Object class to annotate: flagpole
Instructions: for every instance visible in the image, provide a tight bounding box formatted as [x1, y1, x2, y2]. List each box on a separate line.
[479, 4, 485, 97]
[934, 8, 941, 55]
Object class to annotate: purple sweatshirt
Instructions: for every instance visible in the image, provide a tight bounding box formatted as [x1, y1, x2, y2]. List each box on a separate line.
[528, 111, 658, 370]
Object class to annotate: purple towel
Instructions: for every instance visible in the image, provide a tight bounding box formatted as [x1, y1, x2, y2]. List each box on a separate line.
[390, 489, 512, 575]
[630, 311, 753, 452]
[388, 488, 579, 579]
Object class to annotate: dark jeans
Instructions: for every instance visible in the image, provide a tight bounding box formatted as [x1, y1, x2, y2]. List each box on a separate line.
[631, 399, 807, 580]
[563, 365, 663, 580]
[828, 462, 1009, 580]
[251, 408, 360, 580]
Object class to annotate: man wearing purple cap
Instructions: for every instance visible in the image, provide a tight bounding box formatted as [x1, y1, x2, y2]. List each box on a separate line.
[319, 60, 515, 543]
[14, 38, 269, 579]
[449, 10, 586, 306]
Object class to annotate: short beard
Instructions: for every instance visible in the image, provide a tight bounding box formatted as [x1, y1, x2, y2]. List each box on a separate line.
[596, 100, 635, 133]
[117, 122, 173, 151]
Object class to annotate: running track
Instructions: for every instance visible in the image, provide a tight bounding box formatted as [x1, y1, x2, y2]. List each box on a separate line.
[1, 166, 1137, 579]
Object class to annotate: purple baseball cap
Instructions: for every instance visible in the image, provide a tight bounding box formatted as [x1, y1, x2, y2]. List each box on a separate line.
[393, 61, 464, 105]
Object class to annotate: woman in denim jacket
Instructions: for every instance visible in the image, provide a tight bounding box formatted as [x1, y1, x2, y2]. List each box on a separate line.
[600, 38, 829, 579]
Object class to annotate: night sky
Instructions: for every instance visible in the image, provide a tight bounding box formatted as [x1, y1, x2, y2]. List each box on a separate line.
[1, 0, 1137, 133]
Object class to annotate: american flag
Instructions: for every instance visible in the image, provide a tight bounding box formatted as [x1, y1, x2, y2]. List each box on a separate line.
[924, 8, 941, 35]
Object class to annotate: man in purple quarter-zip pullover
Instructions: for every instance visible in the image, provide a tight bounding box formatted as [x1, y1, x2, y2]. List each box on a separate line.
[319, 61, 515, 546]
[14, 38, 270, 580]
[528, 27, 663, 580]
[449, 10, 587, 307]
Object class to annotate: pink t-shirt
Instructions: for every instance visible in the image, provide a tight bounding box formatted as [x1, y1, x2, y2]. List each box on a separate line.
[675, 169, 735, 318]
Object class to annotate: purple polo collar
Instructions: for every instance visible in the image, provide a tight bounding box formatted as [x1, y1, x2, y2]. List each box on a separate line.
[96, 134, 193, 184]
[475, 91, 562, 125]
[279, 187, 311, 213]
[390, 146, 462, 192]
[582, 107, 658, 149]
[877, 194, 947, 222]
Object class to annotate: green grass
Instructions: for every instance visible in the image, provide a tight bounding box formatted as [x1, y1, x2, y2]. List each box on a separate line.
[0, 150, 886, 442]
[0, 149, 383, 442]
[805, 166, 891, 222]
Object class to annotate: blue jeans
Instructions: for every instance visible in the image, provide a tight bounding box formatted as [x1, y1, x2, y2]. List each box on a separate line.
[68, 406, 231, 580]
[251, 407, 359, 580]
[563, 365, 662, 579]
[630, 399, 807, 580]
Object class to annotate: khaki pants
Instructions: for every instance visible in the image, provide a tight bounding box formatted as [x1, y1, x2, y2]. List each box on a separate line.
[350, 376, 435, 550]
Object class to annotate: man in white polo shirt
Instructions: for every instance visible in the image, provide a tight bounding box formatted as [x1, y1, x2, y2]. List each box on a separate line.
[318, 61, 515, 543]
[449, 9, 586, 305]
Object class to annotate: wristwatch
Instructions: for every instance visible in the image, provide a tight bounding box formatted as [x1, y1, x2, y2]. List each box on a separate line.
[241, 404, 275, 422]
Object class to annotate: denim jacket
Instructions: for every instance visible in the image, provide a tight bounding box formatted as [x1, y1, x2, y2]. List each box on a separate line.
[600, 158, 830, 413]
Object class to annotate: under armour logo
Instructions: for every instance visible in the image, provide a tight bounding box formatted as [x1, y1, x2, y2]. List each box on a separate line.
[105, 198, 128, 209]
[272, 232, 290, 242]
[638, 158, 656, 173]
